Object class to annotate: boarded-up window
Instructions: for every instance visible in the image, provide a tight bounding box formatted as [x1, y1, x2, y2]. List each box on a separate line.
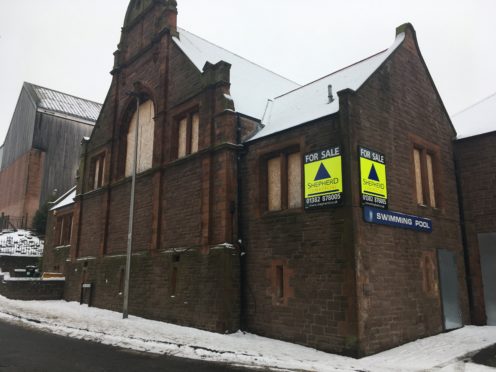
[89, 153, 105, 191]
[268, 157, 282, 211]
[413, 145, 438, 208]
[426, 154, 436, 207]
[178, 117, 188, 158]
[413, 148, 424, 205]
[288, 153, 302, 209]
[126, 100, 155, 177]
[266, 150, 301, 211]
[56, 213, 73, 246]
[177, 111, 200, 159]
[191, 113, 199, 154]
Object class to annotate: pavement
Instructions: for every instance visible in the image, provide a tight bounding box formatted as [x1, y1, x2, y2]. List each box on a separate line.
[0, 319, 253, 372]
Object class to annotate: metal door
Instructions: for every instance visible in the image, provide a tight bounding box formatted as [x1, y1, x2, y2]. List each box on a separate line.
[479, 233, 496, 325]
[437, 249, 463, 330]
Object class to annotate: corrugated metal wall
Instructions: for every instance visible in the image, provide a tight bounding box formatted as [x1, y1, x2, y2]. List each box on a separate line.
[0, 88, 37, 170]
[33, 114, 94, 206]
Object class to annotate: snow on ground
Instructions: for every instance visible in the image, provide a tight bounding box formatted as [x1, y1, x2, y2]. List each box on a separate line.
[0, 229, 43, 257]
[0, 295, 494, 371]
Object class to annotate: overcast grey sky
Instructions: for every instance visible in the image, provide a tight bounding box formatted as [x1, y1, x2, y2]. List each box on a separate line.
[0, 0, 495, 143]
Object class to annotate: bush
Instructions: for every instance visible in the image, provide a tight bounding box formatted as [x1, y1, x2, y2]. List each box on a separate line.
[32, 202, 50, 236]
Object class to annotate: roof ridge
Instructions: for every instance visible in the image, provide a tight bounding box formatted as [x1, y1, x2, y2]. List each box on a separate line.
[452, 91, 496, 117]
[273, 49, 388, 100]
[26, 82, 103, 107]
[50, 186, 76, 205]
[177, 28, 300, 86]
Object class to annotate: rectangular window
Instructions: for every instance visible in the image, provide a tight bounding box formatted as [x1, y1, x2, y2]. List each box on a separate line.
[57, 214, 73, 246]
[413, 148, 424, 205]
[266, 150, 302, 211]
[89, 153, 105, 190]
[170, 267, 178, 296]
[177, 112, 200, 158]
[268, 157, 282, 211]
[287, 153, 302, 209]
[275, 265, 284, 299]
[426, 154, 436, 207]
[413, 146, 438, 207]
[178, 118, 188, 158]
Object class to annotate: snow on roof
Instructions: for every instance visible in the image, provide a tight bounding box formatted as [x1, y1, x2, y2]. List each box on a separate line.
[452, 92, 496, 139]
[249, 32, 406, 141]
[172, 28, 300, 120]
[50, 187, 76, 211]
[26, 83, 102, 123]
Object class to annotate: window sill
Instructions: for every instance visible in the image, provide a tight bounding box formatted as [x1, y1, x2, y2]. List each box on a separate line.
[263, 207, 303, 218]
[54, 245, 71, 250]
[416, 204, 443, 216]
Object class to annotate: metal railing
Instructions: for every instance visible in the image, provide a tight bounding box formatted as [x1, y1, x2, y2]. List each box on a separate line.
[0, 213, 28, 230]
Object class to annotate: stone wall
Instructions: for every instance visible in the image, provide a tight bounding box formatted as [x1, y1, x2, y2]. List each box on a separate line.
[0, 278, 64, 301]
[0, 256, 39, 275]
[345, 25, 469, 355]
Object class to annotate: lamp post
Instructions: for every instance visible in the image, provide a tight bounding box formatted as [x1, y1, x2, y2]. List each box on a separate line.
[123, 91, 140, 319]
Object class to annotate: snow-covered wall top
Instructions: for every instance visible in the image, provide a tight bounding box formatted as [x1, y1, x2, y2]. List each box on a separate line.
[173, 29, 300, 120]
[50, 187, 76, 211]
[0, 229, 43, 257]
[249, 32, 406, 141]
[452, 92, 496, 139]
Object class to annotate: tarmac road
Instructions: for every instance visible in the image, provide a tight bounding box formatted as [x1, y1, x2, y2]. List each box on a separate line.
[0, 319, 252, 372]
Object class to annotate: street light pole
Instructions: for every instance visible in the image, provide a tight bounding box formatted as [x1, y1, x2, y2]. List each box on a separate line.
[123, 92, 140, 319]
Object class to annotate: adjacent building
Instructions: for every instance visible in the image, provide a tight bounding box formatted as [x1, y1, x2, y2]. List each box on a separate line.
[453, 93, 496, 327]
[41, 0, 496, 357]
[0, 83, 101, 227]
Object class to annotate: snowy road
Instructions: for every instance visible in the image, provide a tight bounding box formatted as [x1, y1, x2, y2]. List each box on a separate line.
[0, 295, 495, 371]
[0, 319, 250, 372]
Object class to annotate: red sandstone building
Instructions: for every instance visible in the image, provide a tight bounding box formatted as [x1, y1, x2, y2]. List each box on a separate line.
[42, 0, 495, 357]
[0, 83, 101, 227]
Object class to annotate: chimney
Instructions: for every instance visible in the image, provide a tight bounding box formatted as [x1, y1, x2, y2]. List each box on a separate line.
[164, 0, 178, 32]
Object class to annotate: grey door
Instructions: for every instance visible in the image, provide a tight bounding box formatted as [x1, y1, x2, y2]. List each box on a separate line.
[437, 249, 463, 330]
[479, 233, 496, 325]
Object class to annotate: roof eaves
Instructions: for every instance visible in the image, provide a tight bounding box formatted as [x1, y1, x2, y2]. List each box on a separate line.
[49, 186, 77, 211]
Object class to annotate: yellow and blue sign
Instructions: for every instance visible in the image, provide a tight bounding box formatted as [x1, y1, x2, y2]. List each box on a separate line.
[359, 146, 388, 209]
[304, 146, 343, 209]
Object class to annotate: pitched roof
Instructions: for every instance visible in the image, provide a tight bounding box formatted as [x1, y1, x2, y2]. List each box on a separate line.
[249, 32, 406, 141]
[452, 92, 496, 139]
[50, 186, 76, 211]
[172, 28, 300, 120]
[25, 83, 102, 123]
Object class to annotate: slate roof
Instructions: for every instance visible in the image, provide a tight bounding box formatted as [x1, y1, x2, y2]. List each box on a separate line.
[452, 92, 496, 139]
[251, 32, 406, 141]
[174, 27, 407, 141]
[25, 83, 102, 123]
[173, 28, 300, 121]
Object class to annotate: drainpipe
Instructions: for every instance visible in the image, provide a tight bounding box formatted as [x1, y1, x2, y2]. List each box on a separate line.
[454, 154, 475, 324]
[236, 113, 247, 330]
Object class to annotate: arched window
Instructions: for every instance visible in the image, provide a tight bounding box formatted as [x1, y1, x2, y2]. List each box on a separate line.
[125, 100, 155, 177]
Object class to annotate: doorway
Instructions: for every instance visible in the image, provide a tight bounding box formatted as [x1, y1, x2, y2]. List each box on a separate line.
[479, 233, 496, 325]
[437, 249, 463, 330]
